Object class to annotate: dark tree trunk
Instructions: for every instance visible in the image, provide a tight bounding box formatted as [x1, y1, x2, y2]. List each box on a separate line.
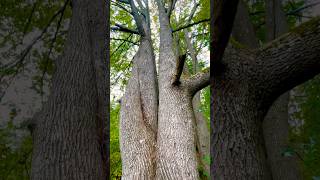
[31, 0, 108, 179]
[211, 15, 320, 179]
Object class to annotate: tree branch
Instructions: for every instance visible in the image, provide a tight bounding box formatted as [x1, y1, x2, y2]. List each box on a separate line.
[173, 54, 186, 85]
[111, 23, 139, 34]
[173, 18, 210, 32]
[111, 1, 133, 15]
[187, 69, 210, 96]
[111, 38, 139, 45]
[257, 17, 320, 101]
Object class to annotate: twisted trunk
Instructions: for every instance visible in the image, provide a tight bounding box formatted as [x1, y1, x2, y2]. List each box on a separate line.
[120, 37, 158, 179]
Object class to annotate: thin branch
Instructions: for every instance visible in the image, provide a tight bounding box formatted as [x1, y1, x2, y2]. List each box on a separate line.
[286, 1, 320, 15]
[167, 0, 177, 17]
[0, 1, 69, 73]
[111, 23, 139, 34]
[39, 0, 68, 96]
[173, 54, 186, 85]
[173, 18, 210, 32]
[23, 1, 38, 36]
[111, 1, 133, 15]
[111, 34, 133, 57]
[111, 38, 139, 45]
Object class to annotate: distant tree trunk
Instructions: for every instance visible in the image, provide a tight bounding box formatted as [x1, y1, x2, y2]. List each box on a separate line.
[183, 28, 210, 176]
[30, 0, 108, 179]
[263, 0, 302, 179]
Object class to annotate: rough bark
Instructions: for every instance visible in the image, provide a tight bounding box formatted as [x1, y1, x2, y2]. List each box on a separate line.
[263, 0, 302, 179]
[184, 28, 210, 176]
[30, 0, 107, 179]
[119, 1, 158, 178]
[155, 0, 209, 179]
[211, 16, 320, 179]
[120, 37, 158, 179]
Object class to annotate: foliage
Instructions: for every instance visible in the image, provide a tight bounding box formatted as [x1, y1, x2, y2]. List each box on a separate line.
[0, 123, 32, 180]
[110, 102, 122, 179]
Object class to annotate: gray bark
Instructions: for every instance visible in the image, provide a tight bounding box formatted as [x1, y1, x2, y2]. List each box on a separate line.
[119, 1, 158, 179]
[31, 0, 108, 179]
[183, 28, 210, 176]
[155, 1, 198, 178]
[120, 37, 158, 179]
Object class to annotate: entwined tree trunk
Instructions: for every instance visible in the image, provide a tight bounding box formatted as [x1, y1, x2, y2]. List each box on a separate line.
[119, 0, 210, 179]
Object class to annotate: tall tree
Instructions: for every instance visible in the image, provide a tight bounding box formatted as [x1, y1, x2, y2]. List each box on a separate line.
[30, 0, 109, 179]
[114, 0, 210, 179]
[211, 0, 320, 179]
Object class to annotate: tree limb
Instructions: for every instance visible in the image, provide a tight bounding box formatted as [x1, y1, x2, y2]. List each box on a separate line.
[173, 54, 186, 85]
[111, 23, 139, 34]
[111, 1, 133, 15]
[187, 69, 210, 95]
[111, 38, 139, 45]
[173, 18, 210, 32]
[257, 17, 320, 100]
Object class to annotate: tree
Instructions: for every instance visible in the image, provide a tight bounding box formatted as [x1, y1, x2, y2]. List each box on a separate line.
[211, 0, 320, 179]
[29, 0, 109, 179]
[111, 0, 210, 179]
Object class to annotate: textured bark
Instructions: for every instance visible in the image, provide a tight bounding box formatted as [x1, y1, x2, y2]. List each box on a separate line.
[184, 28, 210, 175]
[31, 0, 107, 179]
[120, 37, 158, 179]
[211, 16, 320, 179]
[263, 0, 302, 179]
[155, 1, 199, 179]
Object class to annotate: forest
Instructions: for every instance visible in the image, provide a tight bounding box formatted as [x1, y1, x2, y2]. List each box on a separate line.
[0, 0, 319, 179]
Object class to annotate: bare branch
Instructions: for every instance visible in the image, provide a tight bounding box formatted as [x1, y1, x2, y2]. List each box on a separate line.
[0, 0, 70, 75]
[111, 23, 140, 34]
[111, 1, 133, 15]
[39, 1, 68, 95]
[173, 54, 186, 85]
[167, 0, 177, 17]
[173, 18, 210, 32]
[111, 38, 139, 45]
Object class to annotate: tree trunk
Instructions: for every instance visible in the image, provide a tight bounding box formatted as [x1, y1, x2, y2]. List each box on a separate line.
[211, 15, 320, 179]
[263, 0, 302, 179]
[120, 37, 158, 179]
[183, 28, 210, 176]
[31, 0, 107, 179]
[154, 1, 209, 179]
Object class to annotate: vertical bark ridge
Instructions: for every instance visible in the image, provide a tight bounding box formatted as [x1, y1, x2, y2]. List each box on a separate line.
[155, 1, 199, 179]
[120, 37, 158, 179]
[183, 28, 210, 176]
[31, 1, 105, 179]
